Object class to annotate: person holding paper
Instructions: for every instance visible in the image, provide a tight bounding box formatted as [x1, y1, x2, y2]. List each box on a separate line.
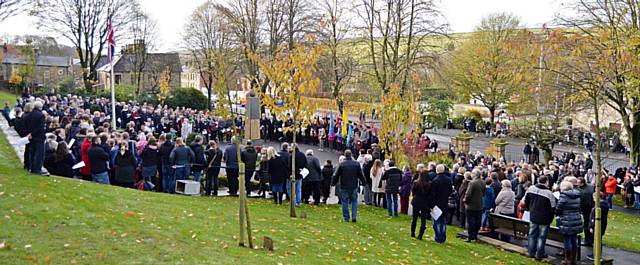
[522, 175, 556, 261]
[87, 135, 110, 185]
[430, 164, 452, 244]
[331, 150, 366, 223]
[288, 144, 307, 207]
[303, 150, 322, 205]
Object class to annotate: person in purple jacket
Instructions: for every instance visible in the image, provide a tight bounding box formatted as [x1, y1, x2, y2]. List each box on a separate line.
[400, 165, 413, 215]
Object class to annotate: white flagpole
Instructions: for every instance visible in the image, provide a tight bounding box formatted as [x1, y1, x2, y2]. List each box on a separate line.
[110, 54, 116, 129]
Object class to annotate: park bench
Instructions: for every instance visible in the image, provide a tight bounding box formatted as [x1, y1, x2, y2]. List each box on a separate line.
[488, 213, 581, 261]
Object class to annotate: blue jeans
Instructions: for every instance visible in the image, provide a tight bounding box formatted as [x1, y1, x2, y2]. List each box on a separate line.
[433, 215, 447, 243]
[92, 171, 110, 185]
[527, 223, 549, 259]
[563, 234, 578, 251]
[635, 193, 640, 209]
[481, 208, 491, 227]
[385, 192, 399, 216]
[340, 188, 358, 221]
[161, 165, 174, 193]
[286, 179, 302, 206]
[193, 170, 202, 182]
[606, 193, 613, 209]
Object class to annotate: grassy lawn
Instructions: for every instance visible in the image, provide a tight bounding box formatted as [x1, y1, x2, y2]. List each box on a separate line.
[603, 210, 640, 253]
[0, 90, 18, 106]
[0, 132, 540, 264]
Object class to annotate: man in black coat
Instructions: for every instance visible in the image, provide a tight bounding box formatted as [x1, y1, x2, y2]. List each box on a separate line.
[25, 101, 47, 175]
[288, 144, 307, 206]
[241, 140, 258, 194]
[332, 150, 366, 222]
[159, 135, 175, 193]
[578, 177, 595, 246]
[302, 150, 323, 205]
[205, 141, 223, 196]
[87, 135, 110, 184]
[430, 164, 453, 243]
[189, 135, 206, 182]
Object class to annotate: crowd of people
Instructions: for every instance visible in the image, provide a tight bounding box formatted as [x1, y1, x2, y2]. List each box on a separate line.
[5, 90, 638, 264]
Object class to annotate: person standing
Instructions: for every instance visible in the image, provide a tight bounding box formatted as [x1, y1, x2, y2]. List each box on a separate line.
[522, 175, 556, 261]
[523, 142, 532, 163]
[371, 159, 385, 207]
[603, 174, 617, 209]
[25, 101, 47, 175]
[577, 177, 595, 246]
[241, 140, 258, 194]
[288, 144, 307, 207]
[411, 171, 432, 240]
[189, 135, 206, 183]
[140, 137, 159, 189]
[458, 172, 472, 229]
[169, 137, 194, 193]
[223, 136, 240, 196]
[430, 164, 453, 244]
[400, 165, 413, 215]
[331, 150, 366, 222]
[481, 178, 496, 232]
[15, 103, 32, 171]
[362, 154, 374, 205]
[159, 134, 175, 193]
[382, 161, 403, 217]
[268, 146, 289, 204]
[114, 141, 136, 188]
[256, 148, 270, 198]
[87, 135, 110, 184]
[556, 181, 583, 265]
[464, 169, 485, 242]
[320, 160, 334, 203]
[205, 141, 223, 196]
[304, 150, 323, 205]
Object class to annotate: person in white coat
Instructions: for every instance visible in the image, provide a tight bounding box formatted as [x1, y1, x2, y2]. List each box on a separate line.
[371, 159, 385, 207]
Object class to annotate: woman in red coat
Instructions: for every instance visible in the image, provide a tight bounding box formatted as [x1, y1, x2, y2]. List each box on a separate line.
[79, 134, 93, 181]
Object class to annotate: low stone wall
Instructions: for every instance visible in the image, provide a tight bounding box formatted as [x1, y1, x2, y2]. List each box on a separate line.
[0, 115, 25, 163]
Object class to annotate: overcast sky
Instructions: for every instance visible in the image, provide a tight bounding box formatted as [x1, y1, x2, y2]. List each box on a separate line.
[0, 0, 561, 52]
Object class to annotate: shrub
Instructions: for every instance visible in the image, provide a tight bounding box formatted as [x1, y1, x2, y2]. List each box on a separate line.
[96, 84, 137, 102]
[165, 87, 208, 110]
[426, 153, 454, 168]
[463, 108, 484, 122]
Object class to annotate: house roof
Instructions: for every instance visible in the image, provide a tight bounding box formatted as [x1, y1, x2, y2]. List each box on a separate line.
[109, 53, 182, 74]
[2, 54, 71, 67]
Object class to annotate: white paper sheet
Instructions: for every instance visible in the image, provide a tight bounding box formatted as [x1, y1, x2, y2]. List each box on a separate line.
[553, 191, 560, 200]
[430, 206, 443, 220]
[68, 138, 75, 148]
[634, 186, 640, 194]
[300, 168, 309, 178]
[522, 211, 531, 223]
[17, 136, 30, 146]
[72, 161, 85, 169]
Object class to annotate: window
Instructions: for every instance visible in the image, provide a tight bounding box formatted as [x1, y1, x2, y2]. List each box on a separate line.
[44, 70, 51, 81]
[115, 74, 122, 85]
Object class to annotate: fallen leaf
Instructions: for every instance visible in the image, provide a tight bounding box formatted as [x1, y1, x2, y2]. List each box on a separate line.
[126, 211, 136, 218]
[63, 244, 70, 248]
[0, 241, 5, 249]
[43, 256, 52, 264]
[15, 210, 23, 216]
[120, 233, 127, 238]
[24, 244, 31, 249]
[97, 251, 105, 258]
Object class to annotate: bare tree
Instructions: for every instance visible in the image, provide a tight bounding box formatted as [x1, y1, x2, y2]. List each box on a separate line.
[126, 9, 157, 96]
[357, 0, 448, 95]
[0, 0, 33, 23]
[317, 0, 356, 113]
[33, 0, 140, 91]
[183, 0, 234, 110]
[263, 0, 286, 57]
[215, 0, 261, 86]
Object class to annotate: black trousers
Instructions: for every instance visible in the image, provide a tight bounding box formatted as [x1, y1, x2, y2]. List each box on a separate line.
[24, 142, 31, 170]
[411, 206, 428, 238]
[227, 168, 239, 195]
[206, 168, 220, 195]
[302, 181, 321, 204]
[321, 179, 331, 201]
[582, 210, 594, 244]
[466, 209, 482, 240]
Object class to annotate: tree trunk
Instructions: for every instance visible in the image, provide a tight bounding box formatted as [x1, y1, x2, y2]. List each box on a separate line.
[290, 131, 297, 218]
[236, 135, 246, 247]
[593, 94, 603, 264]
[627, 118, 640, 166]
[488, 106, 496, 128]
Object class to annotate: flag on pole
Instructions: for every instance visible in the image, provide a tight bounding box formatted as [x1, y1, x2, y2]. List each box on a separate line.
[328, 111, 335, 141]
[341, 111, 348, 139]
[108, 17, 116, 63]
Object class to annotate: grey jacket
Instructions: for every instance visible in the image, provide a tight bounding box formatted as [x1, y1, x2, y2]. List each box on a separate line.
[169, 146, 195, 166]
[494, 189, 515, 215]
[305, 155, 322, 182]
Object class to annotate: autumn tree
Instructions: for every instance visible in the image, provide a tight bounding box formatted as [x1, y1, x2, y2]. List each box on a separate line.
[183, 1, 234, 110]
[357, 0, 448, 95]
[157, 67, 171, 105]
[0, 0, 33, 22]
[446, 13, 534, 126]
[33, 0, 140, 91]
[252, 45, 321, 218]
[558, 0, 640, 166]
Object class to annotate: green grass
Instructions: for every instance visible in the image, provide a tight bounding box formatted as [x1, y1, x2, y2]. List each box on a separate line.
[603, 210, 640, 253]
[0, 133, 541, 264]
[0, 90, 18, 106]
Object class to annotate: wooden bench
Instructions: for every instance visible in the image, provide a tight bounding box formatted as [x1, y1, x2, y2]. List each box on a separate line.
[489, 213, 581, 261]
